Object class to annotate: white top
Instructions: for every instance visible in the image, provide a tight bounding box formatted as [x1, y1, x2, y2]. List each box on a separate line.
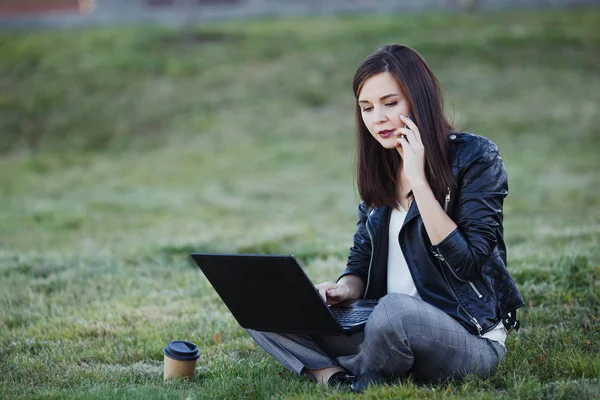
[386, 205, 507, 346]
[387, 206, 420, 297]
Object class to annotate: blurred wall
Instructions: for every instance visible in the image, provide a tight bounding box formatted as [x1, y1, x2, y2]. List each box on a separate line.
[1, 0, 600, 29]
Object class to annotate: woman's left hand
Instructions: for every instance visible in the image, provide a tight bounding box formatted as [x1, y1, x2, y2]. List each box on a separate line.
[395, 114, 427, 186]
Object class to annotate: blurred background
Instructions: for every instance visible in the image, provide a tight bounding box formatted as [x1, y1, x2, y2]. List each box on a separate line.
[2, 0, 598, 28]
[1, 1, 599, 399]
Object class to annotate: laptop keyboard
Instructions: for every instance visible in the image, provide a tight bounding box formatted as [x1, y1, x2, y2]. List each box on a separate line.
[329, 308, 372, 324]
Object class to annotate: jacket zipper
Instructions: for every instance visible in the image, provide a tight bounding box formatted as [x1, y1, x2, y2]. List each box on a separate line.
[439, 266, 483, 335]
[434, 241, 483, 299]
[438, 186, 484, 322]
[363, 210, 375, 299]
[433, 250, 467, 282]
[460, 304, 483, 333]
[468, 282, 483, 298]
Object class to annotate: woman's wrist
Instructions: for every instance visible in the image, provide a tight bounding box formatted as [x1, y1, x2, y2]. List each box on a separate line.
[337, 275, 365, 299]
[410, 177, 429, 191]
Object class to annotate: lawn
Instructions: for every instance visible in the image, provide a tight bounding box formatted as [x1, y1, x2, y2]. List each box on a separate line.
[0, 7, 599, 399]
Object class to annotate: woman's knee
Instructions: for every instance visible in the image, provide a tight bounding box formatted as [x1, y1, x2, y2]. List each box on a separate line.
[378, 293, 413, 308]
[366, 294, 421, 340]
[378, 294, 422, 323]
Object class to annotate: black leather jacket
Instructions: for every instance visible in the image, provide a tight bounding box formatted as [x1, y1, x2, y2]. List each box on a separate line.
[339, 132, 524, 335]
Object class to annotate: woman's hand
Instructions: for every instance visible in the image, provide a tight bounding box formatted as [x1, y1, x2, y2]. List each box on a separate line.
[395, 114, 427, 186]
[315, 281, 351, 305]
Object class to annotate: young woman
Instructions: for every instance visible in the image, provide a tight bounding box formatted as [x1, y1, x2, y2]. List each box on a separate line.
[247, 44, 524, 392]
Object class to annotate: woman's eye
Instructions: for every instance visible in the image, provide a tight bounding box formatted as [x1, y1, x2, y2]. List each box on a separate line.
[362, 107, 373, 112]
[385, 101, 398, 107]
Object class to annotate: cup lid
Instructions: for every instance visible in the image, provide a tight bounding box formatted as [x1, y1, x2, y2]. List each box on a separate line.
[163, 340, 200, 361]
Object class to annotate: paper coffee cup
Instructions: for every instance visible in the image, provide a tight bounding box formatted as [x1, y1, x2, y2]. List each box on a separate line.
[163, 340, 201, 381]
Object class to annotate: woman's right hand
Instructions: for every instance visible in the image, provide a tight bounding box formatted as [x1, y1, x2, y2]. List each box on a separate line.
[315, 281, 351, 305]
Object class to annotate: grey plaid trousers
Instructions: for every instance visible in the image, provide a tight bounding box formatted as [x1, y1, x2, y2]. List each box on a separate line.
[247, 293, 506, 382]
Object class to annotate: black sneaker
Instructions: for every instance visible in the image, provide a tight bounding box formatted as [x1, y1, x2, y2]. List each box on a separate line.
[350, 370, 385, 393]
[327, 371, 356, 387]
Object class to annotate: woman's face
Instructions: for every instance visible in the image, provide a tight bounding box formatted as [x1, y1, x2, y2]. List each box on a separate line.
[358, 72, 410, 150]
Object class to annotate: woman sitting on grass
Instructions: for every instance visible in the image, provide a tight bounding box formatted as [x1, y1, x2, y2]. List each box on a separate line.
[248, 44, 525, 392]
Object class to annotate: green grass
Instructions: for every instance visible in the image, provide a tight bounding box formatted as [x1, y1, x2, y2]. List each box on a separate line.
[1, 8, 599, 399]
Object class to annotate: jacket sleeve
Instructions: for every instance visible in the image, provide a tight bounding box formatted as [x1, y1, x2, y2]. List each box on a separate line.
[337, 201, 371, 284]
[430, 139, 508, 281]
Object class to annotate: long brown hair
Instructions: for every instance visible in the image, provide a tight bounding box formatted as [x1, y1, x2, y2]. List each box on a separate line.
[353, 44, 455, 208]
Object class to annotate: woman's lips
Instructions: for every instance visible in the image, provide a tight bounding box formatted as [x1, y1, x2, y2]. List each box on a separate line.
[378, 130, 395, 138]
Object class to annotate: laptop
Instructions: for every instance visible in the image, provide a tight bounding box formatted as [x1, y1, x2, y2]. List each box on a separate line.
[191, 253, 377, 335]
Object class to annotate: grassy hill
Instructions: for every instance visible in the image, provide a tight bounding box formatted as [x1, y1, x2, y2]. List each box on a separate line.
[1, 8, 599, 399]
